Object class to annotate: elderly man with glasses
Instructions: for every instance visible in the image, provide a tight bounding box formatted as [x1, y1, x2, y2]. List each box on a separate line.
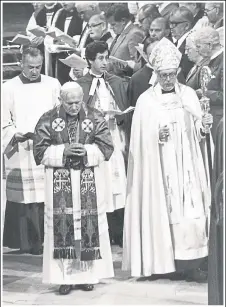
[169, 7, 194, 78]
[204, 3, 223, 30]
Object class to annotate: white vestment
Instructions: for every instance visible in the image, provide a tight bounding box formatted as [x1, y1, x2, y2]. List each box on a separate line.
[93, 77, 127, 212]
[2, 75, 61, 204]
[122, 82, 211, 277]
[41, 144, 114, 284]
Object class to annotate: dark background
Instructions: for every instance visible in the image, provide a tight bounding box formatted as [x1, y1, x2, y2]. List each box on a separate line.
[3, 3, 33, 41]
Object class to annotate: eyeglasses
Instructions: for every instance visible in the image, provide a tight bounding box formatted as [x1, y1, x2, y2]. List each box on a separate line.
[88, 22, 103, 29]
[169, 21, 187, 29]
[159, 72, 177, 79]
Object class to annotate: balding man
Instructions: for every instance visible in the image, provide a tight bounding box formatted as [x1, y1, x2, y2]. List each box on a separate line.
[194, 26, 223, 143]
[149, 17, 171, 42]
[204, 3, 223, 29]
[169, 7, 194, 78]
[76, 3, 102, 51]
[88, 14, 113, 47]
[33, 82, 114, 295]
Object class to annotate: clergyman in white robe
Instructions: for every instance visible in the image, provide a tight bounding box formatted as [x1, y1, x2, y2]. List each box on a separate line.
[122, 38, 212, 280]
[3, 69, 60, 252]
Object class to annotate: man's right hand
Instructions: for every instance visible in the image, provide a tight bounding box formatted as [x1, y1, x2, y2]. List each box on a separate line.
[14, 133, 28, 143]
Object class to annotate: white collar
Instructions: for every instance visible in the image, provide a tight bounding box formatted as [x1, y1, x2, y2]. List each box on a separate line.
[89, 70, 105, 96]
[210, 47, 224, 61]
[45, 3, 56, 10]
[89, 69, 103, 78]
[177, 31, 191, 48]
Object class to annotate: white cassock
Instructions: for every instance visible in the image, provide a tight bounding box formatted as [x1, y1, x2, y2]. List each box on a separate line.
[41, 144, 114, 284]
[91, 77, 127, 212]
[122, 82, 211, 277]
[2, 75, 61, 204]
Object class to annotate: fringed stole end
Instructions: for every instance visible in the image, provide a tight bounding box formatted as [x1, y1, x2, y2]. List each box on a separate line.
[53, 247, 77, 259]
[81, 248, 102, 262]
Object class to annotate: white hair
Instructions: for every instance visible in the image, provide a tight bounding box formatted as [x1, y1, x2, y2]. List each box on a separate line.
[194, 26, 220, 45]
[60, 82, 83, 100]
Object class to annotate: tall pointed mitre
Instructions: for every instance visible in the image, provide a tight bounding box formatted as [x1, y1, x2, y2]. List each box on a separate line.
[149, 37, 182, 71]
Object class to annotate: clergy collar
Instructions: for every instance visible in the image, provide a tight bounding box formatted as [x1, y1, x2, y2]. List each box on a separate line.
[45, 3, 56, 11]
[154, 81, 180, 96]
[161, 88, 176, 94]
[89, 70, 104, 79]
[19, 73, 41, 84]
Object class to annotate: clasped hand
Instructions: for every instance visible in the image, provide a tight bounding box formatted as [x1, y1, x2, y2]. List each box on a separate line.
[64, 143, 86, 157]
[202, 113, 213, 127]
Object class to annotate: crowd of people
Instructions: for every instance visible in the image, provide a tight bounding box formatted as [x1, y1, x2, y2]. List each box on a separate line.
[2, 1, 224, 304]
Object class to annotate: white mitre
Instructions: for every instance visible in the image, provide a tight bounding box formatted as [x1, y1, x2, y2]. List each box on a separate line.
[149, 37, 182, 71]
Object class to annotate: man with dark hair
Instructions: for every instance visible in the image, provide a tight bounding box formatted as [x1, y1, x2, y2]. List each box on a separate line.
[169, 7, 194, 78]
[76, 41, 129, 247]
[33, 82, 114, 295]
[69, 14, 113, 81]
[106, 4, 144, 77]
[3, 47, 61, 255]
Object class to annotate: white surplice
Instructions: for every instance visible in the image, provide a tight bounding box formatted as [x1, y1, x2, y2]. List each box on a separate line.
[41, 144, 114, 284]
[2, 75, 61, 204]
[122, 82, 211, 277]
[93, 77, 127, 212]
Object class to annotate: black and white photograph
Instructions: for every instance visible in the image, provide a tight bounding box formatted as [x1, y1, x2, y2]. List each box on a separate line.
[1, 1, 224, 305]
